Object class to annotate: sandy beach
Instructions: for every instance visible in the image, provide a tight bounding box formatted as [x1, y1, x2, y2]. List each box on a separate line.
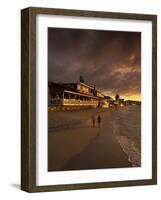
[48, 106, 141, 171]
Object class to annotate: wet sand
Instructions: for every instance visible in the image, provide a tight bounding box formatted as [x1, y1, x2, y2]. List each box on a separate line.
[111, 106, 141, 167]
[48, 106, 141, 171]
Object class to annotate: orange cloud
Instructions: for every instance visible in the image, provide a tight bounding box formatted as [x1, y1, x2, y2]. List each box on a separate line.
[112, 65, 141, 75]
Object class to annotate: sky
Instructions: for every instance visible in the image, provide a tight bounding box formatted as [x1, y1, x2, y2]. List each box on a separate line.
[48, 28, 141, 101]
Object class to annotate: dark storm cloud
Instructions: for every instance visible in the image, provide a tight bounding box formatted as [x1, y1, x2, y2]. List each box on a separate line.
[48, 28, 141, 98]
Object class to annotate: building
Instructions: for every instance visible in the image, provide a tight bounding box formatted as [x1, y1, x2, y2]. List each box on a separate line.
[48, 78, 140, 110]
[104, 96, 114, 107]
[48, 80, 105, 109]
[119, 98, 125, 107]
[125, 100, 141, 106]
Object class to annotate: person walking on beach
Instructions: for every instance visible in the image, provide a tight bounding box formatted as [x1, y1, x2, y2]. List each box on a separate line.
[97, 115, 101, 128]
[91, 115, 95, 128]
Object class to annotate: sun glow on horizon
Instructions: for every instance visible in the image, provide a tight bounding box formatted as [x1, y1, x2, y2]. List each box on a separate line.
[103, 91, 141, 101]
[123, 94, 141, 101]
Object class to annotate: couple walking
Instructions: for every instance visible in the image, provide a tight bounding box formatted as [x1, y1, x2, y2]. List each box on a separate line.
[91, 115, 102, 128]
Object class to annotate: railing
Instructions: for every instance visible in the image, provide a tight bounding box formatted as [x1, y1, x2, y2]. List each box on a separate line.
[50, 98, 100, 106]
[63, 99, 99, 106]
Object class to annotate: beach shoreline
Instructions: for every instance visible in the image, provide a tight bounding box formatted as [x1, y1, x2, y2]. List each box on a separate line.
[48, 106, 141, 171]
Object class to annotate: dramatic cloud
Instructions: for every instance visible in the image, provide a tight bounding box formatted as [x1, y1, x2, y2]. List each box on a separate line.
[48, 28, 141, 100]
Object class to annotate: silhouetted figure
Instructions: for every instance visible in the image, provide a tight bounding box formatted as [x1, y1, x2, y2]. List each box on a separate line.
[91, 115, 95, 128]
[97, 115, 101, 128]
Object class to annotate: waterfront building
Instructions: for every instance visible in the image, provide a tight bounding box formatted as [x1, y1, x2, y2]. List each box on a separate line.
[104, 96, 114, 107]
[48, 80, 105, 109]
[119, 98, 125, 107]
[125, 100, 141, 106]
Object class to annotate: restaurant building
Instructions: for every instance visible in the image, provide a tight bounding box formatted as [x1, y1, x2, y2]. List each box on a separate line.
[48, 79, 106, 109]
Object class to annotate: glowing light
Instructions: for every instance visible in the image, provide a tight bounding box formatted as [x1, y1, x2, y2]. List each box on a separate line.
[123, 94, 141, 101]
[103, 91, 141, 102]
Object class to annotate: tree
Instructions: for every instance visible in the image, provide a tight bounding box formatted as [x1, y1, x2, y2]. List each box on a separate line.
[115, 94, 120, 101]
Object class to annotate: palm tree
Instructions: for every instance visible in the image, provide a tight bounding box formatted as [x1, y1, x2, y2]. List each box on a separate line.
[115, 94, 119, 101]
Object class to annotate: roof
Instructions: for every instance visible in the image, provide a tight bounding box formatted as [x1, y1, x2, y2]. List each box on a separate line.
[79, 81, 94, 89]
[48, 82, 98, 99]
[64, 89, 98, 99]
[104, 96, 113, 100]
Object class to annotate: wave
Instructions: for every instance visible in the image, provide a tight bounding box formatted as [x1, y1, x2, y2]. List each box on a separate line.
[113, 123, 141, 167]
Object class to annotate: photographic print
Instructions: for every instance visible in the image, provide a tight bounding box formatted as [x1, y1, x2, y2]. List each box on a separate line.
[21, 7, 157, 192]
[48, 28, 141, 171]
